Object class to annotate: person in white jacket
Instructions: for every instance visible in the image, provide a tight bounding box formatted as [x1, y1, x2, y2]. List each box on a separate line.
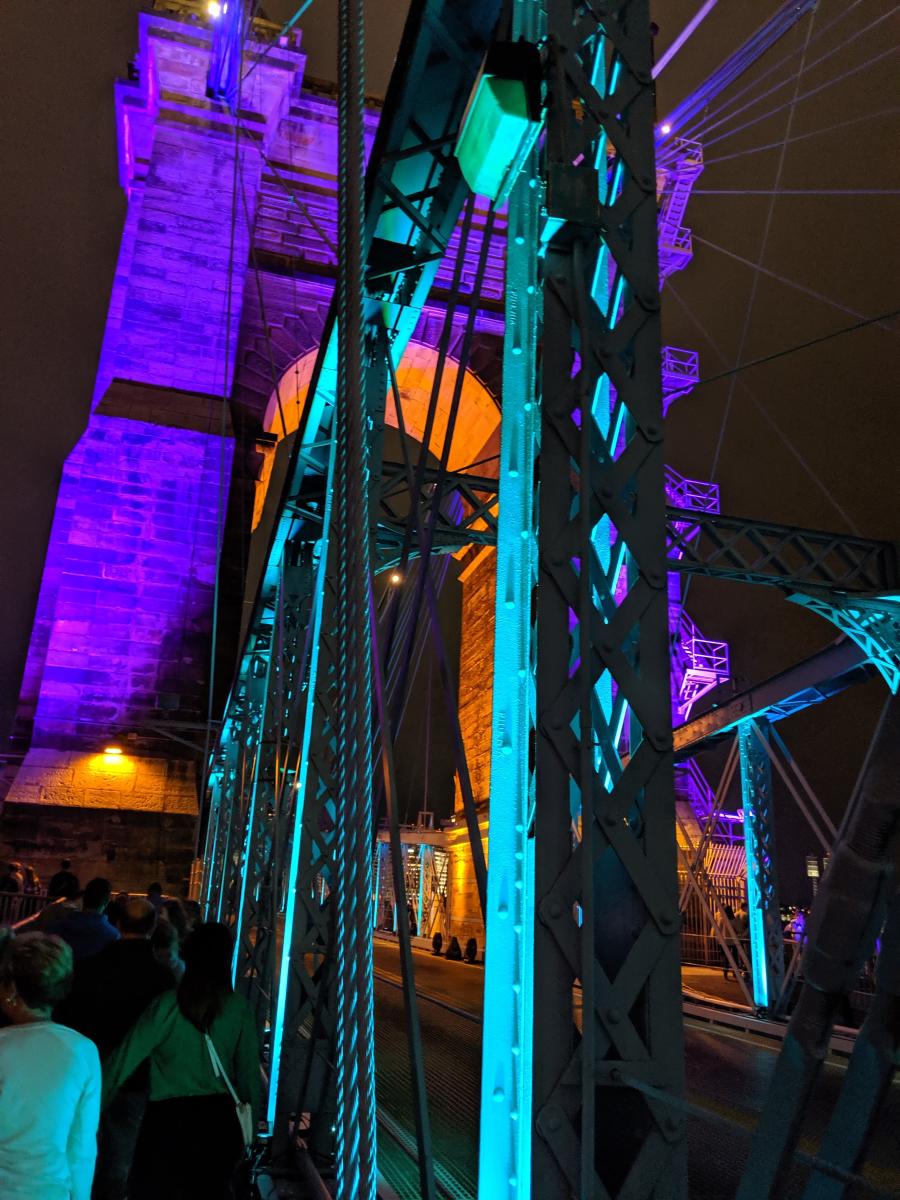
[0, 930, 100, 1200]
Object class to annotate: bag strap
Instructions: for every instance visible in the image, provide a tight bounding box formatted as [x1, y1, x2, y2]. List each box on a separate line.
[205, 1031, 240, 1106]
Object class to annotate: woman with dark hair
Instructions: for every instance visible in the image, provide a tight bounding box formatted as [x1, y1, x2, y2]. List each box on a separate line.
[101, 923, 260, 1199]
[0, 930, 100, 1199]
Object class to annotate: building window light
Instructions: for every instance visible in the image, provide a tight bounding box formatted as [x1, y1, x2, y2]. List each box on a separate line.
[455, 41, 543, 205]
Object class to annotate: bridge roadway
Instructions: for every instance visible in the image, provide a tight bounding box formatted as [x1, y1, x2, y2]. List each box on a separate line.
[372, 941, 900, 1200]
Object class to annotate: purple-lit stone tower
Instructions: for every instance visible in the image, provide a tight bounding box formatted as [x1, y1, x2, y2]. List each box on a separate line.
[3, 12, 304, 889]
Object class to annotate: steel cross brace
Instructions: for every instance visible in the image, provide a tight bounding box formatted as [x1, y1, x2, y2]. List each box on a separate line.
[532, 4, 685, 1197]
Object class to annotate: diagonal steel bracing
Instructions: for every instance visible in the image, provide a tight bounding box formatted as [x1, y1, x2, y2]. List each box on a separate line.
[666, 509, 898, 594]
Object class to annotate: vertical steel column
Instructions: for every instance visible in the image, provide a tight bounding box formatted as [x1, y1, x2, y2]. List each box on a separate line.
[333, 0, 376, 1193]
[738, 718, 785, 1013]
[478, 4, 543, 1197]
[533, 4, 685, 1197]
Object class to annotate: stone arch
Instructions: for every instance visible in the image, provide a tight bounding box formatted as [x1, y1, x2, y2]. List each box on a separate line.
[253, 340, 501, 528]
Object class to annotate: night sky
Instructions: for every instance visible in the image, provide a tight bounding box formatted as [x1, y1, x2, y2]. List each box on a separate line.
[1, 1, 897, 896]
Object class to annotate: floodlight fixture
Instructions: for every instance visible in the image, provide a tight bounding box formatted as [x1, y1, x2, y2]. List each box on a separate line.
[455, 41, 543, 205]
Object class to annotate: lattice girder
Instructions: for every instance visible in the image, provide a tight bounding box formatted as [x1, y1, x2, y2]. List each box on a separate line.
[533, 4, 685, 1197]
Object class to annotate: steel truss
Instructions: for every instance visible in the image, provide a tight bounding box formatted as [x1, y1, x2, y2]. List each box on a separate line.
[532, 4, 684, 1197]
[666, 509, 898, 594]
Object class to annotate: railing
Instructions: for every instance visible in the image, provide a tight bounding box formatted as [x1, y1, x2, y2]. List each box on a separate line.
[664, 467, 719, 515]
[0, 891, 51, 927]
[661, 348, 701, 412]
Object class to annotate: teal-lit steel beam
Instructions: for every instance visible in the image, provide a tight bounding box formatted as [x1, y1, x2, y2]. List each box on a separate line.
[738, 718, 785, 1014]
[477, 5, 542, 1195]
[788, 593, 900, 694]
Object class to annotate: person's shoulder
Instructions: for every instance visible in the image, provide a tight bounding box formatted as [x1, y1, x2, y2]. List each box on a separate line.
[145, 986, 178, 1014]
[52, 1021, 100, 1056]
[222, 990, 254, 1024]
[221, 990, 248, 1012]
[11, 1022, 100, 1069]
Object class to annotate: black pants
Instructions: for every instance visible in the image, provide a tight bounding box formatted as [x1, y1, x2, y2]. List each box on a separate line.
[93, 1088, 147, 1200]
[128, 1095, 244, 1200]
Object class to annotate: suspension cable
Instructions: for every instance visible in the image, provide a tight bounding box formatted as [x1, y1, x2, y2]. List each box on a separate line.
[700, 107, 899, 168]
[681, 7, 894, 146]
[691, 233, 899, 332]
[197, 22, 249, 866]
[704, 9, 817, 515]
[702, 44, 899, 152]
[691, 309, 900, 389]
[664, 0, 872, 148]
[667, 281, 863, 536]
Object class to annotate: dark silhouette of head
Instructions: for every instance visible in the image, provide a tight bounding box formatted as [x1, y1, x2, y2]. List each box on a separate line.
[117, 897, 158, 938]
[60, 859, 72, 871]
[83, 877, 112, 913]
[147, 882, 163, 898]
[178, 922, 234, 1030]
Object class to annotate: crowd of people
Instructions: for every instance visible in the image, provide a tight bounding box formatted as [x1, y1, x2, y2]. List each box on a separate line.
[0, 860, 260, 1199]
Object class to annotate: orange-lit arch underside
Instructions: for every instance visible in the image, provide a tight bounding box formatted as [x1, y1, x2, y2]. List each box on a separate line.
[253, 341, 500, 530]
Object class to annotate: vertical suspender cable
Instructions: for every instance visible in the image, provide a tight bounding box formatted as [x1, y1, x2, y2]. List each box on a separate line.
[334, 0, 377, 1196]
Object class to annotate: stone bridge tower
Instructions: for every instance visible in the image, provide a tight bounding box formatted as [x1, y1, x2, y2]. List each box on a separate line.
[2, 5, 506, 895]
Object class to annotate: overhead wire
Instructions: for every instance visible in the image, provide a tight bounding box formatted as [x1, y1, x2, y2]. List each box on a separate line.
[693, 188, 900, 196]
[704, 8, 817, 512]
[690, 232, 899, 332]
[237, 0, 317, 89]
[690, 309, 900, 389]
[667, 280, 863, 537]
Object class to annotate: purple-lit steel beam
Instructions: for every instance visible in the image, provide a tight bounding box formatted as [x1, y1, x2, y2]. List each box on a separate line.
[653, 1, 720, 81]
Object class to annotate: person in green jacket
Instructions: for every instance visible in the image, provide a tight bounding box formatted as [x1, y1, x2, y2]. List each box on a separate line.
[101, 922, 260, 1199]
